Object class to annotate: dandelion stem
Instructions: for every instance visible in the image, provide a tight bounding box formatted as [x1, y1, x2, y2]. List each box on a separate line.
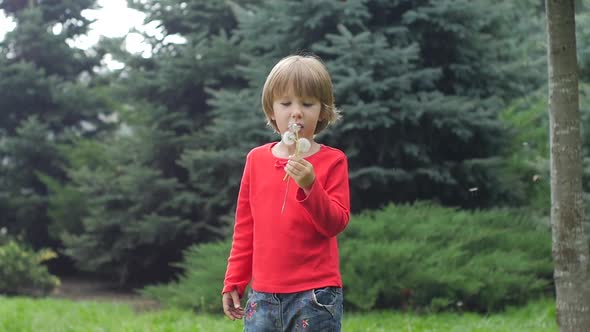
[281, 125, 300, 212]
[282, 128, 300, 181]
[281, 177, 290, 214]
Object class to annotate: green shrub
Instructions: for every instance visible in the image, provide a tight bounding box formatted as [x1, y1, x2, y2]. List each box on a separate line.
[0, 240, 60, 296]
[499, 93, 590, 242]
[141, 240, 233, 313]
[498, 96, 550, 215]
[339, 202, 553, 312]
[143, 203, 552, 314]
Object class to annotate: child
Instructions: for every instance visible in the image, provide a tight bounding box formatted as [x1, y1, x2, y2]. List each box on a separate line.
[222, 54, 350, 332]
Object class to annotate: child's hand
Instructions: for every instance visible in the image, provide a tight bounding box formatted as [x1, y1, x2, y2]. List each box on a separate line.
[285, 156, 315, 193]
[222, 290, 244, 320]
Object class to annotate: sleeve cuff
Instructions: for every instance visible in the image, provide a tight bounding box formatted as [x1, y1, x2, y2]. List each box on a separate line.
[222, 284, 246, 298]
[296, 179, 317, 201]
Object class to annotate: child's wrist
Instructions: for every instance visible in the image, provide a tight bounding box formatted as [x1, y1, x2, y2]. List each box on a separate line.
[302, 179, 314, 195]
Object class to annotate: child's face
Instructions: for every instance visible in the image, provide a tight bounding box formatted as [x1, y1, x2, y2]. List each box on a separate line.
[271, 88, 323, 140]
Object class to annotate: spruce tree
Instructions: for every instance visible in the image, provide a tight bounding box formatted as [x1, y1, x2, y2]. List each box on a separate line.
[195, 0, 545, 213]
[59, 0, 258, 282]
[61, 124, 192, 284]
[58, 0, 546, 282]
[0, 117, 62, 247]
[178, 0, 372, 230]
[0, 1, 101, 129]
[0, 1, 106, 250]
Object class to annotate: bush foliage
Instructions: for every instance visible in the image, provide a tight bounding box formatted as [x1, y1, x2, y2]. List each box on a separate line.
[143, 203, 552, 313]
[340, 203, 552, 312]
[0, 237, 60, 296]
[141, 240, 232, 313]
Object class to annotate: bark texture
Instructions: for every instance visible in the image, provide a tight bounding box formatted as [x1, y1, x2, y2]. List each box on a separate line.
[546, 0, 590, 331]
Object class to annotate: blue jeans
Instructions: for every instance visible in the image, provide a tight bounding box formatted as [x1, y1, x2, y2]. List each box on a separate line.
[243, 287, 343, 332]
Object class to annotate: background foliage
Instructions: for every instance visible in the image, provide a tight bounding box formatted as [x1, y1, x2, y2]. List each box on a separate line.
[143, 203, 553, 313]
[0, 0, 588, 311]
[0, 232, 59, 296]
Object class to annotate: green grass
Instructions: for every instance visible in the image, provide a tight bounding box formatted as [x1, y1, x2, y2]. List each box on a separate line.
[0, 297, 557, 332]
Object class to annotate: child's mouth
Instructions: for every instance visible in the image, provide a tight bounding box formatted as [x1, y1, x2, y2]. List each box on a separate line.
[288, 122, 304, 132]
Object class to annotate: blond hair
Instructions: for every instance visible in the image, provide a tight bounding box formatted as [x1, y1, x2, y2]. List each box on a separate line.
[261, 54, 340, 134]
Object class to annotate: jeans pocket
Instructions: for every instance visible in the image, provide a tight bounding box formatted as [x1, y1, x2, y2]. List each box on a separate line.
[311, 287, 342, 319]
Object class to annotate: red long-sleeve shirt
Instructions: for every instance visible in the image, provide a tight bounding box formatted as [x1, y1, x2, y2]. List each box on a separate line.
[222, 142, 350, 296]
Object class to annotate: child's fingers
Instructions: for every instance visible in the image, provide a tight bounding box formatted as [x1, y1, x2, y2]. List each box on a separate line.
[288, 158, 311, 170]
[223, 291, 244, 320]
[285, 163, 309, 180]
[285, 159, 315, 190]
[284, 165, 297, 178]
[229, 307, 245, 320]
[223, 296, 235, 319]
[288, 159, 313, 175]
[231, 291, 242, 310]
[286, 161, 302, 173]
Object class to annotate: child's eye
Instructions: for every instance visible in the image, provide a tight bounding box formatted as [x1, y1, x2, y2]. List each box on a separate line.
[280, 102, 292, 106]
[303, 103, 314, 107]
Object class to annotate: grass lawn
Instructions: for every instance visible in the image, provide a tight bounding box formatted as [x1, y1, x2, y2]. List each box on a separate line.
[0, 296, 556, 332]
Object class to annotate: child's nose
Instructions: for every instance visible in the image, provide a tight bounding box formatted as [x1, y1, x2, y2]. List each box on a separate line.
[291, 104, 303, 118]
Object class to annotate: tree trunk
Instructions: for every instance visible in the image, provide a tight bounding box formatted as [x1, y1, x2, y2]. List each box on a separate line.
[545, 0, 590, 331]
